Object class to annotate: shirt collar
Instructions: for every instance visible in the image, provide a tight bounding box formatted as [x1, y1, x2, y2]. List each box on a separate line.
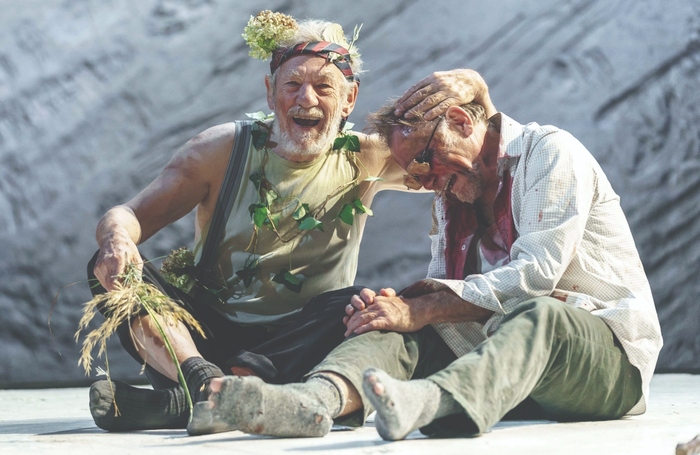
[492, 112, 523, 178]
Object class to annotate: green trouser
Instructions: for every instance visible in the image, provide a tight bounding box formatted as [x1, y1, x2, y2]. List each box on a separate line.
[307, 296, 642, 437]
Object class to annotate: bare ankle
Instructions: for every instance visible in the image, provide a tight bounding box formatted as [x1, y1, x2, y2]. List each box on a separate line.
[311, 371, 362, 417]
[230, 366, 257, 377]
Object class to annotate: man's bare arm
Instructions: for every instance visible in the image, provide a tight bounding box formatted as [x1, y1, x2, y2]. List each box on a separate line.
[344, 288, 494, 337]
[93, 124, 235, 290]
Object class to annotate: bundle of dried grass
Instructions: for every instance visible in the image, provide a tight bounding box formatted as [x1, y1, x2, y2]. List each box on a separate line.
[75, 263, 205, 415]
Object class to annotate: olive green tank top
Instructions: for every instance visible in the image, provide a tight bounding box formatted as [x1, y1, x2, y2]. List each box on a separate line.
[194, 122, 367, 327]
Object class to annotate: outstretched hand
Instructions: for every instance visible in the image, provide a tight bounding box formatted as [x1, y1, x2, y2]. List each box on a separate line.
[394, 69, 496, 120]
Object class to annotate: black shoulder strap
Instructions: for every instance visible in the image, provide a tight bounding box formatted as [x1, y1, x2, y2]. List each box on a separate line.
[196, 120, 253, 276]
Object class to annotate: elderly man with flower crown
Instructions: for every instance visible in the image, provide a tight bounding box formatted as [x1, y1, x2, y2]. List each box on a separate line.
[86, 10, 495, 433]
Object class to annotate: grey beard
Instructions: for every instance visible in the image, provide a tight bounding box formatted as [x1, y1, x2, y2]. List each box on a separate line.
[272, 123, 333, 158]
[272, 108, 344, 159]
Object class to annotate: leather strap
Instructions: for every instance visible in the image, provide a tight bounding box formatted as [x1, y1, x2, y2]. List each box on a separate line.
[195, 120, 253, 278]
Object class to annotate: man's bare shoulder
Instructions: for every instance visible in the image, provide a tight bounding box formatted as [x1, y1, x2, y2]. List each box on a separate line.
[184, 122, 237, 159]
[169, 122, 238, 175]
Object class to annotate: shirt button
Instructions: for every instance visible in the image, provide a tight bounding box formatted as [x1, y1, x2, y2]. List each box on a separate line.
[461, 245, 466, 250]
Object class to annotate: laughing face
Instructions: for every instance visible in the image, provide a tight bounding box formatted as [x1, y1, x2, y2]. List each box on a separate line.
[266, 55, 358, 161]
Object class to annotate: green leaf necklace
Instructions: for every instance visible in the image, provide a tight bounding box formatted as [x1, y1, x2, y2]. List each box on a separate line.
[237, 118, 373, 292]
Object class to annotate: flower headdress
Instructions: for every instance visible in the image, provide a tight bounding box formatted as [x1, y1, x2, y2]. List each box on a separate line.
[242, 10, 298, 60]
[242, 10, 361, 83]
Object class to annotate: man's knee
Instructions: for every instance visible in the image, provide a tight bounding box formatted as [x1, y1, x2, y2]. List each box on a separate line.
[313, 329, 413, 375]
[501, 296, 583, 341]
[344, 328, 404, 347]
[505, 296, 569, 323]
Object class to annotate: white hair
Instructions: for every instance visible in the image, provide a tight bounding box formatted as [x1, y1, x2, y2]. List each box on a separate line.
[278, 19, 363, 74]
[271, 18, 363, 95]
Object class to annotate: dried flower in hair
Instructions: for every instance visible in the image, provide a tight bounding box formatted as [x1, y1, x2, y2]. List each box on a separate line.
[243, 10, 298, 60]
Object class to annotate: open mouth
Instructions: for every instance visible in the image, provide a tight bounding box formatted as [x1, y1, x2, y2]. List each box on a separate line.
[292, 117, 321, 127]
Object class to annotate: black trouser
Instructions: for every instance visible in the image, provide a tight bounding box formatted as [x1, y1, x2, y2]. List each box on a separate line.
[87, 251, 361, 389]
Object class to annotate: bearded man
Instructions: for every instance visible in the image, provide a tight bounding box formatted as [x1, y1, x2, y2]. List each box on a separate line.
[86, 11, 493, 434]
[192, 86, 662, 440]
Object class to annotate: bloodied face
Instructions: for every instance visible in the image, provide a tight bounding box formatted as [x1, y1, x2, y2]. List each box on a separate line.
[390, 116, 486, 204]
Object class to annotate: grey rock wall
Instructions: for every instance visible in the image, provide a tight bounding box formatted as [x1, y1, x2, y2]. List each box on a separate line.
[0, 0, 697, 386]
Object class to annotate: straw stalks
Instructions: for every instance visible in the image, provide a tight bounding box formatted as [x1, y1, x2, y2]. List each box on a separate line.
[75, 263, 204, 417]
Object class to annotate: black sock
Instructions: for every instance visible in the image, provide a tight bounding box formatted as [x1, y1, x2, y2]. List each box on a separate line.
[89, 380, 189, 431]
[181, 357, 224, 402]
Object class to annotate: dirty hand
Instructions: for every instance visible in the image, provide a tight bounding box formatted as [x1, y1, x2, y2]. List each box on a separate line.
[93, 235, 143, 291]
[394, 69, 492, 120]
[344, 293, 424, 337]
[344, 287, 397, 326]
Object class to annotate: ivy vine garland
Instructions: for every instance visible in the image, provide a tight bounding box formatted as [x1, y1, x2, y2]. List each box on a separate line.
[162, 112, 380, 296]
[238, 112, 374, 292]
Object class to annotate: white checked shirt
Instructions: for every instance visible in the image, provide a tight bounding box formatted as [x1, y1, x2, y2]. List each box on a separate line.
[424, 113, 663, 415]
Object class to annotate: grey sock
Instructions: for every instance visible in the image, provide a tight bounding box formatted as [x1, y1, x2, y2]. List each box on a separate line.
[302, 374, 346, 418]
[362, 368, 462, 441]
[89, 380, 189, 431]
[187, 399, 238, 436]
[194, 375, 337, 437]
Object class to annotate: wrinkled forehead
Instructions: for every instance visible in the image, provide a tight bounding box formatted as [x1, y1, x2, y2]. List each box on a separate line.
[389, 126, 424, 169]
[278, 55, 344, 80]
[389, 125, 422, 144]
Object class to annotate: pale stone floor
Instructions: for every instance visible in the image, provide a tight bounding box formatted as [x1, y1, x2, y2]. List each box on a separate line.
[0, 374, 698, 455]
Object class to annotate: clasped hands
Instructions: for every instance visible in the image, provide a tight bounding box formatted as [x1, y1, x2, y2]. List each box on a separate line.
[343, 287, 426, 337]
